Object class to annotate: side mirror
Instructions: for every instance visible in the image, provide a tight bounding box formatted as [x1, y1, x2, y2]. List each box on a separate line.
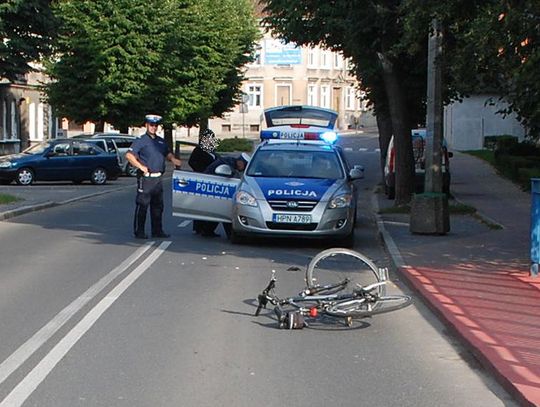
[214, 164, 233, 177]
[349, 165, 364, 180]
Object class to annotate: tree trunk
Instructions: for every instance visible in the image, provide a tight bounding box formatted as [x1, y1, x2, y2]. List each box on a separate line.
[377, 52, 415, 206]
[163, 124, 173, 150]
[94, 120, 105, 132]
[374, 105, 393, 185]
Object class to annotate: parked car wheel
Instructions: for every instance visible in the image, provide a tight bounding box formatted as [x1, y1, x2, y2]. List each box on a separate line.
[16, 168, 34, 185]
[229, 228, 244, 244]
[126, 163, 138, 177]
[91, 167, 107, 185]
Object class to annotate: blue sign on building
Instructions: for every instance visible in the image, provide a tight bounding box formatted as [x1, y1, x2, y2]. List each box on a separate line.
[264, 39, 302, 65]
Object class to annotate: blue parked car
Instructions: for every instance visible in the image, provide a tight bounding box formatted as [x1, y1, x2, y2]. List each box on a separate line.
[0, 139, 122, 185]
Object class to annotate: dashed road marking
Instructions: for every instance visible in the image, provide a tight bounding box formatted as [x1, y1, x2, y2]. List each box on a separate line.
[178, 220, 191, 228]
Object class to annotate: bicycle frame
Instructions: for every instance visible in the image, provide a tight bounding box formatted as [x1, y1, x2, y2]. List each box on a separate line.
[255, 272, 383, 329]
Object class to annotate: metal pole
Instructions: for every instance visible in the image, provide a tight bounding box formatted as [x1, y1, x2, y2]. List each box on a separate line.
[425, 18, 443, 193]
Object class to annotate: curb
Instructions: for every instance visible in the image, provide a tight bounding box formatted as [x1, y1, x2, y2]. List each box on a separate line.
[0, 185, 131, 222]
[371, 188, 532, 406]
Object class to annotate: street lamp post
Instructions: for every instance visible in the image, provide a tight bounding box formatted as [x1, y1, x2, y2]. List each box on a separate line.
[410, 18, 450, 235]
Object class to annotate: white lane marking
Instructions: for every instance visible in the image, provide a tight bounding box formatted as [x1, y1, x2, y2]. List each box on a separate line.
[358, 148, 368, 152]
[0, 241, 171, 407]
[375, 148, 380, 152]
[178, 220, 191, 228]
[344, 147, 353, 151]
[0, 242, 155, 387]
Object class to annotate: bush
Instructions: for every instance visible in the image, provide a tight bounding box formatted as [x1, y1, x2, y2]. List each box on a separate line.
[216, 137, 254, 152]
[484, 135, 518, 151]
[518, 168, 540, 190]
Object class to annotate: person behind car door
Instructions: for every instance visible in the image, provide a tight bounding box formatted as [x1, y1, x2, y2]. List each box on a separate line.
[125, 114, 182, 239]
[200, 153, 250, 237]
[188, 129, 220, 234]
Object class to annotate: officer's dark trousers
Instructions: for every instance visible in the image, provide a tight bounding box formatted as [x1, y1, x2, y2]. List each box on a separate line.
[133, 176, 164, 236]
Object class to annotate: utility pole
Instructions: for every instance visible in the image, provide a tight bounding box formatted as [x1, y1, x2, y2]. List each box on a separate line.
[410, 19, 450, 235]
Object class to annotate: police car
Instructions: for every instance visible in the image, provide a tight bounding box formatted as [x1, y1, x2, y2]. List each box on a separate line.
[172, 106, 363, 245]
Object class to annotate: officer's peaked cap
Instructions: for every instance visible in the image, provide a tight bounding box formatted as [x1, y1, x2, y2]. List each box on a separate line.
[144, 114, 162, 124]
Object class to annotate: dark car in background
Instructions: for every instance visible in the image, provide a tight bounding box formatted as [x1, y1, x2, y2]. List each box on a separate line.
[91, 133, 139, 176]
[0, 139, 122, 185]
[74, 133, 139, 176]
[383, 129, 452, 199]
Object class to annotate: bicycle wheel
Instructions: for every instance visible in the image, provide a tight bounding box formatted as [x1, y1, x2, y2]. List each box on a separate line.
[325, 295, 412, 318]
[305, 248, 386, 297]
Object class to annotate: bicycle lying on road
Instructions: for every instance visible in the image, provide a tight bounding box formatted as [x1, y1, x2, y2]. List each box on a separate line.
[254, 248, 412, 329]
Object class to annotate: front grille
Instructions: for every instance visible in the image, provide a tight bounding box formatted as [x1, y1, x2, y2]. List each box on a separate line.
[267, 200, 318, 212]
[266, 222, 318, 231]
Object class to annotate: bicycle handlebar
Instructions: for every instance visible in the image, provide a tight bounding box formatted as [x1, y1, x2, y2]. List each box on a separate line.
[255, 277, 277, 316]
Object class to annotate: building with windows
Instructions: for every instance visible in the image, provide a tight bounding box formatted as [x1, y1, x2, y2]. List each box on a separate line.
[0, 70, 61, 155]
[205, 30, 371, 138]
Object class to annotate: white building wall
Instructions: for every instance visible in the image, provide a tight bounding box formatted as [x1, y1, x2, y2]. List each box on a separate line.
[204, 30, 367, 139]
[444, 95, 526, 151]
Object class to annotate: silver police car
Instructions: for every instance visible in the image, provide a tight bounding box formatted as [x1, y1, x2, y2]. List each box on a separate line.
[172, 138, 363, 246]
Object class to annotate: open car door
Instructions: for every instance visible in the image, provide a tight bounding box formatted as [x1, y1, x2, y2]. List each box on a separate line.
[172, 169, 241, 223]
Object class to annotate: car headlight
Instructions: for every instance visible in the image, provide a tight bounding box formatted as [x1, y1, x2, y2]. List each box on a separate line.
[236, 191, 258, 207]
[0, 161, 12, 168]
[328, 193, 352, 209]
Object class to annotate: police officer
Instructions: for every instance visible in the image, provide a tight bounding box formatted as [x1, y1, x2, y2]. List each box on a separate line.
[126, 114, 182, 239]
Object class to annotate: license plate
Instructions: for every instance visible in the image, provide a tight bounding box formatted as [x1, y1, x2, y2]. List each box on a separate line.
[273, 214, 312, 223]
[280, 131, 304, 140]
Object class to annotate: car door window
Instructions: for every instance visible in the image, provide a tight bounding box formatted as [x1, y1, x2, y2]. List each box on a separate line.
[52, 143, 71, 156]
[74, 141, 99, 156]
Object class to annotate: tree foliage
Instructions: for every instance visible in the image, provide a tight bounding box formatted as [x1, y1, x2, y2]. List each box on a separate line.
[402, 0, 540, 138]
[0, 0, 57, 81]
[45, 0, 258, 134]
[261, 0, 421, 205]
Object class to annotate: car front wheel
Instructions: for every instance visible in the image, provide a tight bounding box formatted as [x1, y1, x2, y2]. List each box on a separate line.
[91, 167, 107, 185]
[126, 163, 138, 177]
[16, 168, 34, 185]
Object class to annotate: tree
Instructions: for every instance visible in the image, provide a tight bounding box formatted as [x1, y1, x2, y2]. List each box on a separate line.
[261, 0, 426, 205]
[402, 0, 539, 138]
[45, 0, 258, 143]
[0, 0, 57, 81]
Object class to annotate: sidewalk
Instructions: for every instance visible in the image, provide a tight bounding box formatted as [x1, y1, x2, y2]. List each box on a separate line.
[376, 151, 539, 406]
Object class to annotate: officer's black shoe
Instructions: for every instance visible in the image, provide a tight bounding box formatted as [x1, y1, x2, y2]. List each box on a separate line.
[134, 233, 148, 239]
[152, 232, 171, 238]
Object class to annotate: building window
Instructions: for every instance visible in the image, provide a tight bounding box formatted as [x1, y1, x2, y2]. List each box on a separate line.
[37, 103, 44, 140]
[321, 50, 332, 69]
[308, 85, 318, 106]
[1, 100, 6, 140]
[334, 53, 344, 69]
[29, 103, 36, 139]
[247, 84, 262, 108]
[250, 44, 262, 66]
[222, 124, 231, 132]
[320, 85, 330, 108]
[10, 100, 17, 139]
[250, 124, 259, 132]
[276, 84, 291, 106]
[345, 87, 355, 110]
[307, 48, 317, 68]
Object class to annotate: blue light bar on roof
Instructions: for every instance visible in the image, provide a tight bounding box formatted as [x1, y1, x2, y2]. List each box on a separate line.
[260, 130, 338, 143]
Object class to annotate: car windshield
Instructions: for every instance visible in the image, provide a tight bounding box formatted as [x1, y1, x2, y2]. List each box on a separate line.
[247, 150, 343, 179]
[22, 141, 53, 155]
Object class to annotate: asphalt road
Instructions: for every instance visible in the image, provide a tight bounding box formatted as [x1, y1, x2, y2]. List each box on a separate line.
[0, 132, 517, 406]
